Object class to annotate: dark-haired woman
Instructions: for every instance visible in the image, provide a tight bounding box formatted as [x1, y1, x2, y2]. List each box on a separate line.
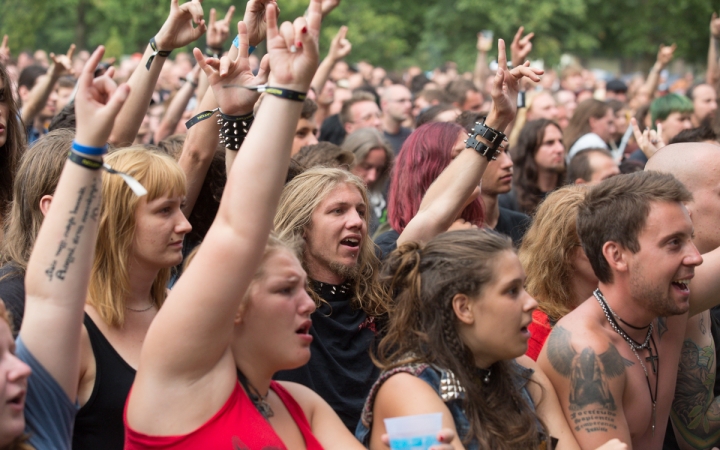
[357, 230, 626, 450]
[0, 62, 27, 237]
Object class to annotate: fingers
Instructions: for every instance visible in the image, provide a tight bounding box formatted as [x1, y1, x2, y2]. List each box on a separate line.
[336, 25, 348, 41]
[670, 43, 677, 52]
[66, 43, 76, 59]
[657, 122, 664, 144]
[293, 16, 309, 50]
[511, 64, 542, 82]
[1, 35, 7, 49]
[224, 5, 235, 23]
[306, 0, 323, 37]
[183, 0, 205, 27]
[255, 54, 270, 84]
[497, 38, 507, 70]
[280, 21, 296, 51]
[193, 47, 215, 77]
[266, 1, 279, 41]
[105, 66, 116, 79]
[81, 46, 106, 89]
[519, 32, 534, 46]
[512, 26, 524, 45]
[104, 82, 131, 118]
[209, 7, 217, 26]
[630, 117, 643, 142]
[236, 21, 250, 60]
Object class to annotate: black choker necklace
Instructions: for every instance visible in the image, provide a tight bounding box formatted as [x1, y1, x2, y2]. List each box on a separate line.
[311, 280, 353, 301]
[594, 289, 659, 435]
[236, 369, 273, 419]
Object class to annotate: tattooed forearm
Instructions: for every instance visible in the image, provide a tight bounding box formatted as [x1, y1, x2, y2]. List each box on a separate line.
[45, 181, 98, 282]
[570, 409, 618, 434]
[671, 339, 720, 448]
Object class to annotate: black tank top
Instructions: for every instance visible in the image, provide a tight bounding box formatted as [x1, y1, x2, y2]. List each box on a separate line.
[72, 314, 136, 450]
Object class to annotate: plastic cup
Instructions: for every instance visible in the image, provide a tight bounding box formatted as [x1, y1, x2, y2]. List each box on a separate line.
[384, 413, 442, 450]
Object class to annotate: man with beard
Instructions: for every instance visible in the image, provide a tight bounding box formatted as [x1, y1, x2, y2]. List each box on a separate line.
[646, 143, 720, 449]
[687, 83, 718, 128]
[539, 170, 720, 449]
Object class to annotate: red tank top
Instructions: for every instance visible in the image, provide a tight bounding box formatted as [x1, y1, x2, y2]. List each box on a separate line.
[124, 381, 324, 450]
[526, 309, 552, 361]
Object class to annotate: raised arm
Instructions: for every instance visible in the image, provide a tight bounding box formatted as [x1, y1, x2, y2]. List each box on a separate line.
[133, 0, 320, 390]
[688, 245, 720, 316]
[108, 0, 206, 147]
[637, 44, 675, 105]
[153, 64, 200, 143]
[310, 25, 352, 95]
[20, 46, 129, 399]
[397, 39, 542, 247]
[179, 30, 269, 216]
[20, 44, 75, 125]
[538, 326, 633, 449]
[473, 32, 492, 90]
[707, 14, 720, 88]
[510, 26, 534, 69]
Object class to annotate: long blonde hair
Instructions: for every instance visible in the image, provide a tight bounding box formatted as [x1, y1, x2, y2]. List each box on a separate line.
[89, 147, 186, 327]
[274, 167, 388, 316]
[519, 185, 587, 321]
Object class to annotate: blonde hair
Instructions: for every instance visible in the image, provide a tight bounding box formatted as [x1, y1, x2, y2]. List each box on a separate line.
[274, 167, 389, 316]
[519, 185, 587, 321]
[89, 147, 186, 327]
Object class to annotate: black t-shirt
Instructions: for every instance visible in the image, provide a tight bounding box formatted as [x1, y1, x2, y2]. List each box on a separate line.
[496, 207, 531, 247]
[274, 281, 381, 432]
[0, 264, 26, 335]
[383, 127, 413, 155]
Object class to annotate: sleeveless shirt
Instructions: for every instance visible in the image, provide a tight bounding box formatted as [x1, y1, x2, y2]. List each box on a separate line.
[73, 313, 136, 450]
[124, 381, 324, 450]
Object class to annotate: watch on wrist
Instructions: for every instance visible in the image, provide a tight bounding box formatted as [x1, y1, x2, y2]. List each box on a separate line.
[465, 119, 507, 161]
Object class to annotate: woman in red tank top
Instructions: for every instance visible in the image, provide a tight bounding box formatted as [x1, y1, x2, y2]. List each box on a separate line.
[124, 3, 455, 449]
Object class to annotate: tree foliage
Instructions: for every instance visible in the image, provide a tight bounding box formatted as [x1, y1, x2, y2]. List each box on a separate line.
[0, 0, 716, 71]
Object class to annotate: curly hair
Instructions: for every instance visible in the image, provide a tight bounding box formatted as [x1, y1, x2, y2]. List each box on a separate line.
[376, 230, 547, 449]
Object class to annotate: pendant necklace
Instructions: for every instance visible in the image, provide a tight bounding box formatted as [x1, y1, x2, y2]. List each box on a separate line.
[236, 369, 274, 419]
[595, 289, 659, 435]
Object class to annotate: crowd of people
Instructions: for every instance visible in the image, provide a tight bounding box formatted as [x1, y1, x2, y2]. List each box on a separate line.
[2, 0, 720, 449]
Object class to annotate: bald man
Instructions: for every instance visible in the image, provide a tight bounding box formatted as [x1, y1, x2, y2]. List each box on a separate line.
[646, 142, 720, 450]
[380, 84, 413, 154]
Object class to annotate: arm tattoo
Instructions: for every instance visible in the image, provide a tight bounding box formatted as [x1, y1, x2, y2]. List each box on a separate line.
[548, 326, 632, 434]
[670, 339, 720, 448]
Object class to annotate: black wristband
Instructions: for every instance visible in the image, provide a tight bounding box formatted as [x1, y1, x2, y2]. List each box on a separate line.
[179, 77, 198, 88]
[218, 112, 254, 151]
[465, 119, 507, 161]
[146, 37, 172, 70]
[185, 108, 219, 129]
[260, 86, 307, 102]
[68, 151, 103, 170]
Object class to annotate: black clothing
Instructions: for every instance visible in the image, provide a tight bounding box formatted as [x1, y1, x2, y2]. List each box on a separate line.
[373, 207, 530, 260]
[0, 264, 26, 335]
[627, 149, 649, 166]
[73, 314, 136, 450]
[319, 114, 347, 146]
[383, 127, 412, 155]
[275, 281, 381, 432]
[495, 207, 531, 247]
[498, 189, 521, 212]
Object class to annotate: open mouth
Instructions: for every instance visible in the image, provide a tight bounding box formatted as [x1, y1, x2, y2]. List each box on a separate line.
[7, 391, 24, 408]
[672, 279, 691, 293]
[296, 321, 312, 335]
[340, 237, 360, 248]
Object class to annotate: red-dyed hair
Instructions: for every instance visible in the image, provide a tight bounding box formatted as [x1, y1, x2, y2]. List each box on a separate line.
[388, 122, 484, 232]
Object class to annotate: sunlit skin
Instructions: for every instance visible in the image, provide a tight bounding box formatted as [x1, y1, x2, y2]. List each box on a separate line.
[457, 251, 538, 369]
[303, 183, 367, 285]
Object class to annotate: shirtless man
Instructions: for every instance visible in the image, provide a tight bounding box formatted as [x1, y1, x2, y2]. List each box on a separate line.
[538, 170, 720, 449]
[646, 143, 720, 449]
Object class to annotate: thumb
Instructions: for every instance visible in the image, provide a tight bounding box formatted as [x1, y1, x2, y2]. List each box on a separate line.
[104, 83, 131, 119]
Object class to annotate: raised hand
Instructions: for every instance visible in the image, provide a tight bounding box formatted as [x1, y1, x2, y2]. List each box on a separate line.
[656, 43, 676, 68]
[630, 117, 665, 160]
[328, 26, 352, 61]
[74, 46, 130, 148]
[490, 38, 543, 128]
[711, 12, 720, 38]
[206, 5, 235, 50]
[477, 32, 493, 53]
[193, 22, 270, 115]
[155, 0, 207, 51]
[510, 26, 534, 68]
[49, 44, 76, 78]
[244, 0, 279, 47]
[0, 35, 9, 64]
[321, 0, 341, 18]
[265, 0, 321, 91]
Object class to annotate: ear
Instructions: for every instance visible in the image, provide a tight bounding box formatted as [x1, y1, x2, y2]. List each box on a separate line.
[574, 178, 587, 185]
[39, 194, 53, 217]
[602, 241, 628, 274]
[452, 293, 475, 325]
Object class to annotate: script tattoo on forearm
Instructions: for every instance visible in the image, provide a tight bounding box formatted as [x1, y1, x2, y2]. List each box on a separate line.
[670, 338, 720, 448]
[547, 326, 634, 434]
[44, 180, 99, 282]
